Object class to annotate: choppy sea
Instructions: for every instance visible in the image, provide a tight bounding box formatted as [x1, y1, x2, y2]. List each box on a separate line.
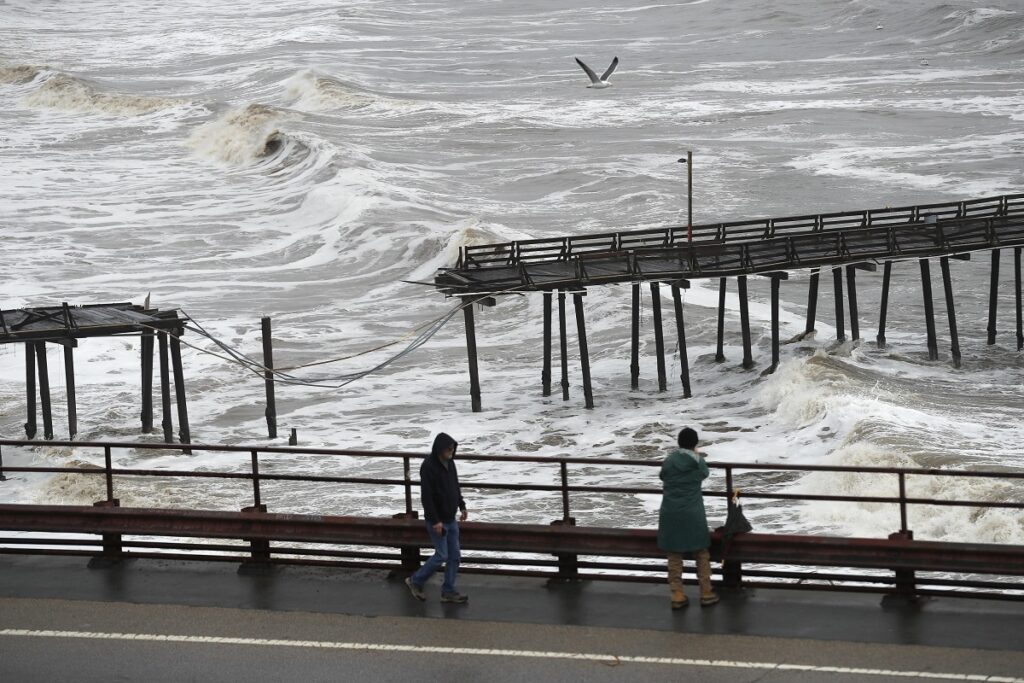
[1, 0, 1022, 544]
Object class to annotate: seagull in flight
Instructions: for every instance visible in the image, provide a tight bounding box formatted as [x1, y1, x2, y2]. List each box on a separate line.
[575, 56, 618, 88]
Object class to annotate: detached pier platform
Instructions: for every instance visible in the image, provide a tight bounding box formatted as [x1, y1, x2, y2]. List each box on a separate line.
[432, 194, 1024, 411]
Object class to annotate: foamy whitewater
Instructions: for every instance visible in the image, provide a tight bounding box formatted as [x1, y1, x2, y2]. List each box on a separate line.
[1, 0, 1022, 546]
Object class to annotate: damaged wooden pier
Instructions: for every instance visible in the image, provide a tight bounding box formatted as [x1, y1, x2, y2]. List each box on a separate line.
[433, 193, 1024, 411]
[0, 303, 192, 448]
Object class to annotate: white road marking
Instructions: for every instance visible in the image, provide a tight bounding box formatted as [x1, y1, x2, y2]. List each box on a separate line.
[1, 629, 1020, 682]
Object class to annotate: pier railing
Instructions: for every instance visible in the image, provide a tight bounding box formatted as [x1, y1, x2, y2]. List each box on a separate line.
[1, 439, 1023, 600]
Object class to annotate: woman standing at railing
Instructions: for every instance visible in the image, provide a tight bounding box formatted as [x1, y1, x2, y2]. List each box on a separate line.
[657, 427, 719, 609]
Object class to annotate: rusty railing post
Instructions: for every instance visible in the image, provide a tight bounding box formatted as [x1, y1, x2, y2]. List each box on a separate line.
[88, 445, 122, 568]
[238, 449, 270, 575]
[394, 454, 421, 574]
[888, 472, 917, 600]
[0, 443, 6, 481]
[549, 459, 578, 582]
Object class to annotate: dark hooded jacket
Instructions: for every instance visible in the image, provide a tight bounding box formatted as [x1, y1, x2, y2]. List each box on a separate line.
[420, 432, 466, 524]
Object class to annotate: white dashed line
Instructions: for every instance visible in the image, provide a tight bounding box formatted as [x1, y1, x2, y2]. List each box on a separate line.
[1, 629, 1020, 682]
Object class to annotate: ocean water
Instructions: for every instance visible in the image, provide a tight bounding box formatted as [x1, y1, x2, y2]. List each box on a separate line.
[1, 0, 1022, 545]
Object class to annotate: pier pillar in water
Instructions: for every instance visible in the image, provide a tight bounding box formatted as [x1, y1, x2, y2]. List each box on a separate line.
[24, 342, 36, 439]
[832, 267, 845, 342]
[36, 342, 53, 440]
[987, 249, 1000, 345]
[261, 317, 277, 439]
[140, 332, 154, 433]
[64, 345, 78, 439]
[558, 290, 569, 401]
[715, 278, 727, 363]
[462, 299, 482, 413]
[157, 332, 174, 444]
[920, 260, 939, 361]
[939, 257, 962, 369]
[630, 283, 640, 390]
[877, 261, 892, 348]
[738, 276, 754, 370]
[770, 274, 782, 373]
[670, 281, 692, 398]
[805, 268, 819, 336]
[1016, 248, 1023, 352]
[170, 331, 192, 452]
[650, 282, 667, 392]
[845, 265, 860, 341]
[573, 291, 594, 410]
[542, 291, 552, 396]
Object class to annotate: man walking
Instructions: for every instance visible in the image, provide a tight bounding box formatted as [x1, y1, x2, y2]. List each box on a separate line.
[405, 432, 469, 604]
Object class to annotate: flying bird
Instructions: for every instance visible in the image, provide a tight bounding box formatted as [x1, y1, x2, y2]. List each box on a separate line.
[575, 56, 618, 88]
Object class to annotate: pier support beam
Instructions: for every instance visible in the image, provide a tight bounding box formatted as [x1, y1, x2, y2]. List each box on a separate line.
[987, 249, 1000, 345]
[846, 265, 860, 342]
[462, 300, 482, 413]
[1016, 248, 1023, 352]
[920, 260, 939, 361]
[558, 290, 570, 401]
[573, 291, 594, 410]
[158, 332, 174, 444]
[877, 261, 892, 348]
[170, 332, 191, 451]
[670, 281, 692, 398]
[261, 317, 278, 439]
[770, 275, 781, 373]
[140, 332, 154, 433]
[805, 268, 819, 336]
[542, 292, 552, 396]
[651, 282, 667, 392]
[832, 268, 845, 342]
[630, 284, 640, 390]
[715, 278, 727, 363]
[939, 257, 962, 368]
[24, 342, 36, 439]
[64, 345, 77, 439]
[36, 342, 53, 440]
[738, 276, 754, 370]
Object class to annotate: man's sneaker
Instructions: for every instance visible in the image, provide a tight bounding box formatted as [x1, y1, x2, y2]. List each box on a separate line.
[405, 577, 425, 602]
[441, 591, 469, 604]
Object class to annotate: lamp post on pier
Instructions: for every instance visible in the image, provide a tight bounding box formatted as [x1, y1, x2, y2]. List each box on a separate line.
[677, 151, 692, 242]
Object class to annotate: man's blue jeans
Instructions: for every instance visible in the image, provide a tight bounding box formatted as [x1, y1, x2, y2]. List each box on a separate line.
[410, 520, 460, 594]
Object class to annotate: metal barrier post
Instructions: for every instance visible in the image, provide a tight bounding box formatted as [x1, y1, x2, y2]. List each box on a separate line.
[0, 444, 6, 481]
[89, 446, 122, 568]
[550, 460, 579, 582]
[238, 450, 271, 574]
[394, 455, 421, 574]
[721, 466, 743, 589]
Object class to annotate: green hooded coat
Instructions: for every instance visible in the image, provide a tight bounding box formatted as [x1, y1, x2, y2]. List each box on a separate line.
[656, 448, 711, 553]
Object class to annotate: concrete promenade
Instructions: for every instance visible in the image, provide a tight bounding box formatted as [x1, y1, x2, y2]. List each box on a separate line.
[0, 554, 1022, 682]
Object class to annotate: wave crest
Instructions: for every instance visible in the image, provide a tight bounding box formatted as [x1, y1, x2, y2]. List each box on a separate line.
[284, 69, 380, 111]
[0, 64, 42, 85]
[187, 104, 304, 165]
[21, 73, 180, 116]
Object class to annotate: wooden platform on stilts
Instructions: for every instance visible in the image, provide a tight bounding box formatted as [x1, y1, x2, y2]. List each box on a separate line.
[432, 194, 1024, 412]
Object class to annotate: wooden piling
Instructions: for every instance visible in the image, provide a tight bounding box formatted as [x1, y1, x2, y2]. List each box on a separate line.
[715, 277, 727, 362]
[832, 268, 845, 342]
[770, 275, 781, 372]
[462, 300, 482, 413]
[630, 283, 640, 390]
[542, 291, 552, 396]
[670, 282, 692, 398]
[261, 317, 278, 438]
[1016, 248, 1023, 352]
[24, 342, 37, 439]
[805, 268, 819, 335]
[877, 261, 892, 348]
[939, 257, 962, 368]
[738, 276, 754, 370]
[846, 265, 860, 341]
[558, 290, 569, 401]
[36, 342, 53, 440]
[650, 282, 667, 392]
[987, 249, 1000, 345]
[573, 291, 594, 409]
[140, 332, 154, 433]
[169, 332, 192, 451]
[64, 346, 77, 439]
[920, 260, 939, 361]
[157, 332, 174, 444]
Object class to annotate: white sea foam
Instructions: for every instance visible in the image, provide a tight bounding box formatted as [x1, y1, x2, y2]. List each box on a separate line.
[21, 73, 182, 116]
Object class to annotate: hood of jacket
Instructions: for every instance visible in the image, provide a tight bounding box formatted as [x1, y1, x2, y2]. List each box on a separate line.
[431, 432, 458, 460]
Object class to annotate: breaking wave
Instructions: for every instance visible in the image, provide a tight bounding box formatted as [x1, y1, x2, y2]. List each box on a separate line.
[187, 103, 308, 165]
[0, 64, 42, 85]
[21, 72, 182, 116]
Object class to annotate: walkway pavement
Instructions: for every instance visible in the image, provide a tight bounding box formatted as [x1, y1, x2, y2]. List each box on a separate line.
[0, 555, 1021, 682]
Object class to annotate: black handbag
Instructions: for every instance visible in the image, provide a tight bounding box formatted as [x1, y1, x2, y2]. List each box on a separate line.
[716, 490, 752, 558]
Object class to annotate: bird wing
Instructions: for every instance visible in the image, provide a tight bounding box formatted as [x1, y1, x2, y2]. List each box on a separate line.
[600, 57, 619, 82]
[574, 57, 601, 84]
